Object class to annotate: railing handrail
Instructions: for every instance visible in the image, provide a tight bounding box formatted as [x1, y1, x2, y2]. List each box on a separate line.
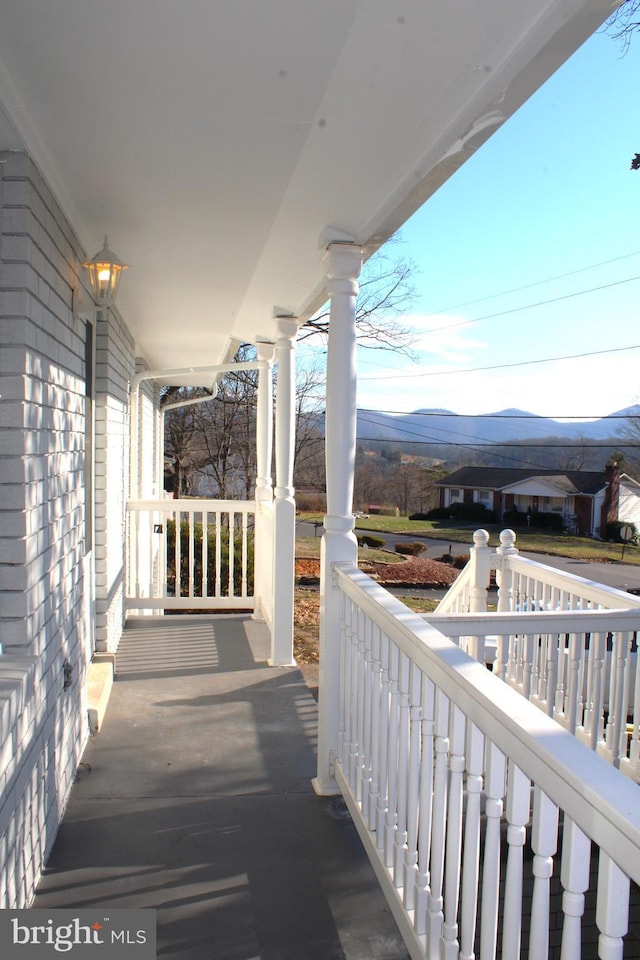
[334, 561, 640, 884]
[504, 552, 640, 609]
[428, 607, 640, 635]
[436, 529, 640, 614]
[127, 497, 255, 513]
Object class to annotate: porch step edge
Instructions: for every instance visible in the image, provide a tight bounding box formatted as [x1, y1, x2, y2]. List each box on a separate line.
[86, 660, 114, 735]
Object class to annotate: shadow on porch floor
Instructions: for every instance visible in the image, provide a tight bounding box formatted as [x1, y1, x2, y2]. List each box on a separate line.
[33, 616, 409, 960]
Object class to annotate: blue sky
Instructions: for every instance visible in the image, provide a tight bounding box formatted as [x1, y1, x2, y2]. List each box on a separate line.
[349, 25, 640, 421]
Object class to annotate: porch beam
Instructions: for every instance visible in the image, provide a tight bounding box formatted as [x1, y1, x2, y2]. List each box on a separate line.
[271, 317, 297, 666]
[314, 241, 363, 795]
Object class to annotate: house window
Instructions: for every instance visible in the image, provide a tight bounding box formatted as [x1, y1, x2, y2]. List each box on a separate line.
[476, 490, 491, 507]
[449, 488, 462, 504]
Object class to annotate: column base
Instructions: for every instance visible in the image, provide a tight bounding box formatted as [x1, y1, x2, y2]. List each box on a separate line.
[311, 775, 341, 797]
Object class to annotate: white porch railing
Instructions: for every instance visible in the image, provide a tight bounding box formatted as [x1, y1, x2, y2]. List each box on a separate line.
[429, 609, 640, 780]
[437, 528, 640, 617]
[332, 562, 640, 960]
[126, 498, 255, 611]
[433, 529, 640, 779]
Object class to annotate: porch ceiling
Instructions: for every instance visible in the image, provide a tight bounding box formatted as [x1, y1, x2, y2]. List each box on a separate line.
[0, 1, 612, 376]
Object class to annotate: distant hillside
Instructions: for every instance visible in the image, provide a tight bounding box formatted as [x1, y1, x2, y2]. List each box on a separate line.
[355, 406, 640, 446]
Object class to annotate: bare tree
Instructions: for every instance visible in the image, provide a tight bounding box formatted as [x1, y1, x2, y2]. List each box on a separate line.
[164, 242, 418, 497]
[605, 0, 640, 168]
[606, 0, 640, 53]
[299, 238, 417, 355]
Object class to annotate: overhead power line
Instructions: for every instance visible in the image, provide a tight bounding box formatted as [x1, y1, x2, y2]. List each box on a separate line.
[359, 438, 640, 449]
[423, 274, 640, 335]
[359, 342, 640, 381]
[430, 249, 640, 314]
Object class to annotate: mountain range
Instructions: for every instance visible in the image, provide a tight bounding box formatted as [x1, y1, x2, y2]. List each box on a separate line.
[355, 406, 640, 447]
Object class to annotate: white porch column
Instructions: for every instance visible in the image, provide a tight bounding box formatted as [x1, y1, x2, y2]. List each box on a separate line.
[313, 241, 363, 795]
[253, 342, 274, 624]
[271, 317, 297, 666]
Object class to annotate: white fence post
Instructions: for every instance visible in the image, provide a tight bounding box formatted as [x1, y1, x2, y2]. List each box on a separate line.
[467, 529, 492, 663]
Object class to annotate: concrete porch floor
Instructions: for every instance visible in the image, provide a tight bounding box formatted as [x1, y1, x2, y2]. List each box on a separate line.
[33, 616, 409, 960]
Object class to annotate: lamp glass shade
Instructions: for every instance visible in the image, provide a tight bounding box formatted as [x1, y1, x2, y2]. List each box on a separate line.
[83, 236, 128, 305]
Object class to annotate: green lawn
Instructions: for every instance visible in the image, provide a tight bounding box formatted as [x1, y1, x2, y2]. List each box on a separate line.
[296, 535, 405, 564]
[297, 513, 640, 566]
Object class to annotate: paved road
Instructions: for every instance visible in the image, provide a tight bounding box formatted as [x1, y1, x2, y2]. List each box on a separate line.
[295, 519, 640, 595]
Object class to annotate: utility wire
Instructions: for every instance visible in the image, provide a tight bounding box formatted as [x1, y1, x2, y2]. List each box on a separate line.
[429, 249, 640, 314]
[422, 274, 640, 335]
[359, 342, 640, 381]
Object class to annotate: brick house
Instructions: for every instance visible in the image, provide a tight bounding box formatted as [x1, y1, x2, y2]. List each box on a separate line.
[436, 463, 640, 536]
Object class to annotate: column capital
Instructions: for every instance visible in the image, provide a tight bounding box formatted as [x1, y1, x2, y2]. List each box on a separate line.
[274, 315, 298, 341]
[256, 340, 275, 363]
[323, 242, 363, 284]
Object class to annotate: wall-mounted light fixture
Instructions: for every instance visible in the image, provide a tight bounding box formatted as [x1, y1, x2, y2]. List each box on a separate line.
[82, 236, 129, 306]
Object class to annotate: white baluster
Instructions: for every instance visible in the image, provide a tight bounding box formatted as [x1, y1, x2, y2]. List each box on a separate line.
[336, 588, 347, 766]
[201, 513, 208, 598]
[459, 722, 484, 960]
[361, 615, 373, 817]
[175, 509, 182, 597]
[529, 787, 559, 960]
[560, 818, 591, 960]
[480, 741, 506, 960]
[376, 632, 390, 849]
[426, 689, 449, 959]
[565, 631, 582, 733]
[341, 595, 354, 771]
[502, 761, 530, 958]
[348, 601, 360, 789]
[442, 704, 465, 959]
[623, 634, 640, 776]
[188, 509, 195, 598]
[620, 632, 634, 765]
[493, 632, 507, 680]
[384, 642, 400, 869]
[522, 631, 534, 699]
[414, 675, 435, 937]
[215, 510, 221, 596]
[228, 510, 235, 597]
[394, 652, 411, 886]
[604, 632, 628, 768]
[404, 663, 422, 913]
[555, 632, 569, 717]
[368, 623, 382, 830]
[596, 853, 629, 960]
[355, 605, 366, 802]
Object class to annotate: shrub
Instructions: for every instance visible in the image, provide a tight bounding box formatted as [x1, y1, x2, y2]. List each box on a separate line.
[605, 520, 637, 543]
[394, 541, 426, 556]
[296, 491, 326, 512]
[166, 517, 255, 597]
[437, 551, 470, 569]
[449, 502, 497, 522]
[357, 534, 386, 549]
[423, 507, 450, 520]
[503, 509, 563, 531]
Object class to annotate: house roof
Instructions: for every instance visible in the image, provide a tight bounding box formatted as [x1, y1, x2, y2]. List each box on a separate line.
[0, 2, 612, 379]
[436, 466, 608, 496]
